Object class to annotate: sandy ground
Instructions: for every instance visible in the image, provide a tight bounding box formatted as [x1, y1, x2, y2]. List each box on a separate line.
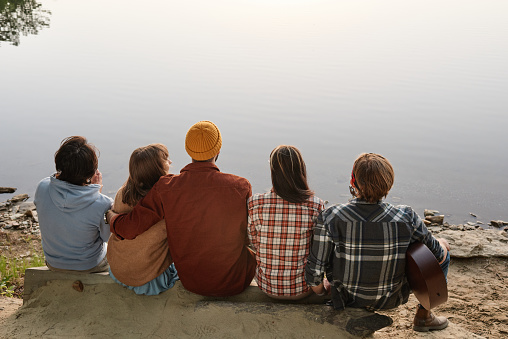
[0, 296, 22, 322]
[0, 257, 507, 338]
[375, 257, 508, 339]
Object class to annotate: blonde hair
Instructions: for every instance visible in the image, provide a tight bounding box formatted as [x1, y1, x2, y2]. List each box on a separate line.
[352, 153, 394, 203]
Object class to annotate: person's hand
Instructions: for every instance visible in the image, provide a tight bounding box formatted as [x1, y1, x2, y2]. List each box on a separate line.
[105, 209, 119, 224]
[312, 279, 332, 296]
[437, 238, 450, 251]
[91, 170, 103, 192]
[91, 170, 102, 185]
[437, 238, 450, 264]
[323, 278, 332, 295]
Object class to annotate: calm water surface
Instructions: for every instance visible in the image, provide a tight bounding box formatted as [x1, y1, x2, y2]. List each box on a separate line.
[1, 0, 507, 225]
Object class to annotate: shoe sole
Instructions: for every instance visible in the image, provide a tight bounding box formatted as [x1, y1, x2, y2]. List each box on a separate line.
[413, 319, 449, 332]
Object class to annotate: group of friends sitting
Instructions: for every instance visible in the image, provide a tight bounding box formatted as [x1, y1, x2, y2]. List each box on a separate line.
[34, 120, 450, 333]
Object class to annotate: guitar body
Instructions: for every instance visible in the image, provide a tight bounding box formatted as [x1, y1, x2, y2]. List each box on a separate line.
[406, 242, 448, 310]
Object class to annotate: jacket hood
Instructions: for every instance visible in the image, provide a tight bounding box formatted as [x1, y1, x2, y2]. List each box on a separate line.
[48, 175, 101, 212]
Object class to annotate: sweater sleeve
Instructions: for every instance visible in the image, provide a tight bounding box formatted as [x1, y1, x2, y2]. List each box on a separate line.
[110, 184, 164, 240]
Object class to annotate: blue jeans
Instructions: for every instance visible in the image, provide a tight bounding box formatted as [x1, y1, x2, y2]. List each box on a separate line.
[440, 251, 450, 282]
[109, 263, 179, 295]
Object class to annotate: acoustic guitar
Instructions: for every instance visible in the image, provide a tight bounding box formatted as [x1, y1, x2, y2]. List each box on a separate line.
[405, 242, 448, 310]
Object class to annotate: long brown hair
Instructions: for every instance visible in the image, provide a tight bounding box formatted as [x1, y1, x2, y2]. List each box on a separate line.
[122, 144, 169, 206]
[270, 145, 313, 203]
[351, 153, 394, 203]
[54, 136, 98, 186]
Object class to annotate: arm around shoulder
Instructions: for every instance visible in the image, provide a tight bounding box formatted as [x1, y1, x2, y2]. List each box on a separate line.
[108, 184, 165, 240]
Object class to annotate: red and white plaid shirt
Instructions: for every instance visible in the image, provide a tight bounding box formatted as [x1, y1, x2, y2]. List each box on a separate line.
[248, 190, 325, 296]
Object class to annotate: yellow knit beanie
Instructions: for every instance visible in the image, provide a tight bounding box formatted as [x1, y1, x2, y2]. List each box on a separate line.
[185, 121, 222, 161]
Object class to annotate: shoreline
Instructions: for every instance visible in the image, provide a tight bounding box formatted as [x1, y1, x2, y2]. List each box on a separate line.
[1, 191, 507, 236]
[1, 192, 508, 337]
[2, 183, 508, 227]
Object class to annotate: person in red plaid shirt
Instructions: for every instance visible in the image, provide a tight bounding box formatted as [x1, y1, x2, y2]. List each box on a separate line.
[248, 145, 325, 300]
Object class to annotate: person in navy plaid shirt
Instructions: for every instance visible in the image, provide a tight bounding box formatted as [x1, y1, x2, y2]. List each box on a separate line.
[248, 145, 325, 300]
[305, 153, 450, 332]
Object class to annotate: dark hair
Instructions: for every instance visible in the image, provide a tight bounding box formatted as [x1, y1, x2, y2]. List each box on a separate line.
[270, 145, 313, 203]
[122, 144, 169, 206]
[352, 153, 394, 203]
[54, 136, 98, 186]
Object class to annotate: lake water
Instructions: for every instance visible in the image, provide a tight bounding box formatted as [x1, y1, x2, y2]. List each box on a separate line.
[1, 0, 507, 225]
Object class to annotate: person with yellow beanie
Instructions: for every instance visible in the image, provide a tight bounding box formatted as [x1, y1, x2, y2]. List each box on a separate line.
[108, 121, 256, 297]
[184, 120, 223, 161]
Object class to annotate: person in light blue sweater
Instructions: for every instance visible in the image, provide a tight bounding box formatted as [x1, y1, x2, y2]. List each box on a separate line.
[34, 136, 113, 273]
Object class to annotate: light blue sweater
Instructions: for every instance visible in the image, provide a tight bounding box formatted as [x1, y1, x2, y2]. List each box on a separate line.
[34, 175, 113, 270]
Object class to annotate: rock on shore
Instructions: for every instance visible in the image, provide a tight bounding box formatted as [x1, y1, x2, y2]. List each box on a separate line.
[2, 195, 508, 260]
[0, 194, 39, 234]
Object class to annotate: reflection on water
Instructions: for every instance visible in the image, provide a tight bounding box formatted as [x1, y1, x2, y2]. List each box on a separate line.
[0, 0, 50, 46]
[0, 1, 507, 225]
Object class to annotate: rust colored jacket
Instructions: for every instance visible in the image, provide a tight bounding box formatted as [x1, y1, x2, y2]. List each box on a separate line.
[111, 162, 255, 297]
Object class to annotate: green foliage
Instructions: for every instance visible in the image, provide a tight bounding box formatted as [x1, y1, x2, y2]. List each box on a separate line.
[0, 0, 51, 46]
[0, 252, 45, 298]
[0, 256, 15, 297]
[0, 276, 16, 297]
[0, 0, 26, 12]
